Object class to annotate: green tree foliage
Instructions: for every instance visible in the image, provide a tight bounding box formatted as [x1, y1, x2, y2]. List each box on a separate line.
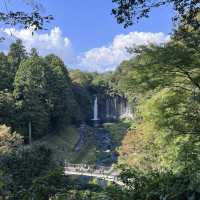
[69, 69, 93, 87]
[0, 144, 53, 200]
[13, 56, 50, 139]
[0, 40, 82, 140]
[112, 0, 200, 29]
[0, 91, 16, 127]
[28, 168, 68, 200]
[0, 125, 23, 198]
[12, 52, 80, 139]
[0, 0, 53, 42]
[69, 69, 92, 121]
[0, 53, 13, 91]
[7, 39, 27, 88]
[0, 125, 68, 200]
[115, 27, 200, 198]
[117, 167, 200, 200]
[8, 39, 27, 68]
[45, 55, 81, 127]
[0, 40, 28, 91]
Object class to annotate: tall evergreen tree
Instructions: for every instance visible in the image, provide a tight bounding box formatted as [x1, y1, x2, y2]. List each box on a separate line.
[7, 39, 27, 83]
[0, 91, 16, 128]
[0, 53, 12, 91]
[13, 56, 49, 140]
[45, 54, 81, 130]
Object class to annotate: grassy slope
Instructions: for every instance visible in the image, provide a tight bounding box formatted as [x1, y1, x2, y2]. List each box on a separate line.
[103, 120, 131, 147]
[38, 121, 131, 166]
[40, 125, 98, 164]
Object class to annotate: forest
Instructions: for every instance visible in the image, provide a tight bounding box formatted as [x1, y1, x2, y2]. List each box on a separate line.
[0, 1, 200, 199]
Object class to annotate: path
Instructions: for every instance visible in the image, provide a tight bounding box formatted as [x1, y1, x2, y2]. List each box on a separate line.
[64, 163, 124, 186]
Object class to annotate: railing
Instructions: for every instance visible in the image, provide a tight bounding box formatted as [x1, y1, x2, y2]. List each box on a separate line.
[65, 162, 112, 172]
[64, 162, 124, 186]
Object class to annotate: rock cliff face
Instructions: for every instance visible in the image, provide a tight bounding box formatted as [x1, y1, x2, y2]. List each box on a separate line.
[91, 94, 133, 123]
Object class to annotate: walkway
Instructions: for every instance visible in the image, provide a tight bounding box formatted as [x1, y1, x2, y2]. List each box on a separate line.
[64, 163, 124, 186]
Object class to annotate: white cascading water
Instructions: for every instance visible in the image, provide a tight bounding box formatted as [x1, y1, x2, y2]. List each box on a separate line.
[93, 96, 98, 120]
[106, 99, 110, 118]
[114, 98, 117, 118]
[119, 99, 133, 119]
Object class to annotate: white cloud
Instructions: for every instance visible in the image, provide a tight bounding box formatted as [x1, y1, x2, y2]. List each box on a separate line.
[77, 32, 170, 72]
[0, 28, 170, 72]
[1, 27, 75, 64]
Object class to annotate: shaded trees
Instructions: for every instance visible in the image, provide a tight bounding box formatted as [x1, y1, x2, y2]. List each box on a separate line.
[69, 69, 93, 121]
[117, 167, 200, 200]
[0, 53, 13, 91]
[45, 55, 81, 128]
[0, 144, 54, 200]
[0, 91, 16, 127]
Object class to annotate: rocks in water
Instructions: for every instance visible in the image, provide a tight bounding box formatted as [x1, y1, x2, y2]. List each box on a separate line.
[94, 127, 118, 166]
[74, 124, 86, 151]
[73, 124, 118, 166]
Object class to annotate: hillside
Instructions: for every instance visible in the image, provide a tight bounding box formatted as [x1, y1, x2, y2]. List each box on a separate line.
[40, 125, 98, 165]
[38, 121, 130, 166]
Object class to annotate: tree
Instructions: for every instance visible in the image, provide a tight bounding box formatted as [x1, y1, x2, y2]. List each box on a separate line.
[114, 26, 200, 198]
[7, 39, 28, 89]
[69, 69, 93, 121]
[115, 28, 200, 96]
[13, 56, 50, 140]
[118, 167, 200, 200]
[29, 47, 39, 57]
[0, 0, 198, 36]
[0, 144, 53, 200]
[11, 52, 82, 140]
[29, 169, 68, 200]
[8, 39, 27, 71]
[69, 69, 93, 87]
[0, 91, 16, 128]
[0, 124, 23, 155]
[0, 52, 12, 90]
[0, 0, 53, 41]
[45, 55, 81, 128]
[0, 124, 23, 199]
[112, 0, 200, 29]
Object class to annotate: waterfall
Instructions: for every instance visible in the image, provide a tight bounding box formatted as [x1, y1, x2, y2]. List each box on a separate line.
[114, 98, 117, 118]
[106, 98, 110, 118]
[119, 99, 133, 119]
[91, 95, 133, 122]
[92, 96, 99, 120]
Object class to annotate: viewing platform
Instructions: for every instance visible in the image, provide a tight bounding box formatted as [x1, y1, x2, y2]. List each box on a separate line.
[64, 162, 124, 186]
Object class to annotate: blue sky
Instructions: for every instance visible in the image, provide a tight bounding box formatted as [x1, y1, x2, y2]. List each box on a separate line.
[0, 0, 173, 72]
[41, 0, 173, 52]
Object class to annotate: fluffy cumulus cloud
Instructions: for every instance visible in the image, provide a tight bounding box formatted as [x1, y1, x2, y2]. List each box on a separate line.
[0, 27, 75, 64]
[78, 32, 170, 72]
[0, 27, 170, 72]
